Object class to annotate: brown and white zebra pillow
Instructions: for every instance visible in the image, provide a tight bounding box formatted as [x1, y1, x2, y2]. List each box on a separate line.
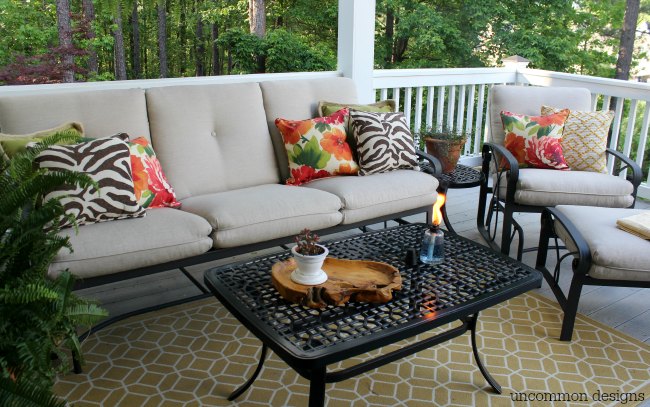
[36, 135, 145, 229]
[349, 110, 419, 176]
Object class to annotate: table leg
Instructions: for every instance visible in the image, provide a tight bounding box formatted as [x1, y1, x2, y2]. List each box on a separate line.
[227, 344, 268, 401]
[468, 313, 502, 394]
[308, 366, 327, 407]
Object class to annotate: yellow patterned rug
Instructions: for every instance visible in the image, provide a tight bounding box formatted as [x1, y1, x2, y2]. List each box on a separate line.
[55, 293, 650, 407]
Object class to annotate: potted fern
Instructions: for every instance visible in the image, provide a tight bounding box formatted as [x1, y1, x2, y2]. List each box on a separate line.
[417, 126, 467, 173]
[0, 132, 107, 404]
[290, 229, 329, 285]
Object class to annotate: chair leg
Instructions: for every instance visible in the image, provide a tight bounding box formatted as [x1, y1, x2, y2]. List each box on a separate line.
[500, 206, 514, 256]
[560, 274, 585, 341]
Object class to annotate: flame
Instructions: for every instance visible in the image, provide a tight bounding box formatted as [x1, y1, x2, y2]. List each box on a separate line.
[432, 193, 446, 227]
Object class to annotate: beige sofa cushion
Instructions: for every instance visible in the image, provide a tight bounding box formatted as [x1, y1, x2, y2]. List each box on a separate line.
[554, 206, 650, 281]
[305, 170, 438, 224]
[260, 77, 358, 182]
[496, 169, 634, 208]
[180, 184, 343, 248]
[146, 83, 279, 200]
[489, 85, 592, 146]
[0, 88, 150, 140]
[49, 208, 213, 279]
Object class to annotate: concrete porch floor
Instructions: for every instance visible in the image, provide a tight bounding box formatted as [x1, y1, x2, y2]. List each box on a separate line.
[77, 186, 650, 344]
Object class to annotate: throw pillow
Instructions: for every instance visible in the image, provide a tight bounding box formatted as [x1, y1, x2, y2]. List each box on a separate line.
[541, 105, 613, 173]
[128, 137, 181, 209]
[318, 100, 396, 117]
[0, 122, 84, 161]
[349, 110, 419, 176]
[500, 109, 570, 170]
[275, 108, 360, 185]
[36, 135, 145, 229]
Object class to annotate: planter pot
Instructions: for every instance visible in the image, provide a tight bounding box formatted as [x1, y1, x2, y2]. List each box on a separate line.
[290, 244, 329, 285]
[425, 138, 466, 174]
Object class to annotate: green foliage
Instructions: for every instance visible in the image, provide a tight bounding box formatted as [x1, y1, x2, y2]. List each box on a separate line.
[0, 133, 107, 400]
[264, 29, 333, 73]
[0, 376, 66, 407]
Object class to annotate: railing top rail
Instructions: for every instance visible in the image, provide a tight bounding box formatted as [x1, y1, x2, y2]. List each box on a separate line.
[373, 67, 517, 88]
[0, 71, 342, 96]
[519, 68, 650, 101]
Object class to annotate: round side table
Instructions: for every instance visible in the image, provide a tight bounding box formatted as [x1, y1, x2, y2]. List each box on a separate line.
[419, 163, 483, 234]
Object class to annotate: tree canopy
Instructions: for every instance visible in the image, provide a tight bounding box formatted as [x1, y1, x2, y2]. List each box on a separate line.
[0, 0, 647, 84]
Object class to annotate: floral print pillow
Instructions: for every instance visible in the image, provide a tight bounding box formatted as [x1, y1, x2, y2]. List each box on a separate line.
[500, 109, 570, 170]
[129, 137, 181, 208]
[275, 108, 360, 185]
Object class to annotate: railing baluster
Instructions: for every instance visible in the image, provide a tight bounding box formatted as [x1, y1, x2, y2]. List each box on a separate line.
[465, 85, 476, 155]
[456, 85, 466, 137]
[393, 87, 401, 110]
[608, 97, 625, 174]
[425, 86, 434, 129]
[404, 87, 413, 128]
[436, 86, 445, 131]
[380, 88, 388, 101]
[602, 95, 612, 112]
[447, 85, 456, 130]
[621, 100, 638, 179]
[590, 93, 598, 111]
[636, 103, 650, 176]
[474, 84, 486, 155]
[414, 87, 423, 133]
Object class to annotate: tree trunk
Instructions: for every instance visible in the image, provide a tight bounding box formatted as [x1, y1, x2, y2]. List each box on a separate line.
[130, 1, 141, 79]
[385, 8, 394, 65]
[157, 0, 168, 78]
[82, 0, 98, 76]
[248, 0, 266, 38]
[211, 23, 221, 75]
[614, 0, 641, 80]
[113, 1, 127, 80]
[196, 17, 205, 76]
[55, 0, 74, 82]
[179, 0, 187, 76]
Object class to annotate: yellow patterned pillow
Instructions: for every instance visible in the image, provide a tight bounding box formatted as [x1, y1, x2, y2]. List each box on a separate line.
[541, 106, 613, 173]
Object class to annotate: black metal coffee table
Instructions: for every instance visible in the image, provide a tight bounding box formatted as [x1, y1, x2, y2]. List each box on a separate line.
[204, 224, 541, 406]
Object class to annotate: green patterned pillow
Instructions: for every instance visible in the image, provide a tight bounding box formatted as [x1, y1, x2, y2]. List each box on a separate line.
[318, 100, 395, 117]
[0, 122, 84, 161]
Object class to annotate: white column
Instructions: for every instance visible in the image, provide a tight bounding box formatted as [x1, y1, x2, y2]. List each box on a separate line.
[337, 0, 376, 103]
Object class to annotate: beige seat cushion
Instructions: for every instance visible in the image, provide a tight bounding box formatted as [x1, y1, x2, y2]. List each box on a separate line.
[180, 184, 343, 248]
[50, 208, 213, 279]
[554, 206, 650, 281]
[304, 170, 438, 224]
[496, 169, 634, 208]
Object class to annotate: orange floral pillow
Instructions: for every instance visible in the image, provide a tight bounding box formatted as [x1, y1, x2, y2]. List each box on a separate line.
[275, 108, 360, 185]
[129, 137, 181, 208]
[500, 110, 570, 170]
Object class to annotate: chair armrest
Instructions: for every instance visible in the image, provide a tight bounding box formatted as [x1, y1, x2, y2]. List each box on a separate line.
[543, 207, 592, 276]
[416, 149, 443, 177]
[481, 142, 520, 203]
[606, 148, 643, 200]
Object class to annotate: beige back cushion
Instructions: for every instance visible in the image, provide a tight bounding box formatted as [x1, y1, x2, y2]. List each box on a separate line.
[260, 77, 358, 181]
[489, 85, 592, 146]
[0, 88, 150, 140]
[146, 82, 279, 200]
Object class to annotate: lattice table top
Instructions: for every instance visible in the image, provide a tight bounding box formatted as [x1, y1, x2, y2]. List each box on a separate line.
[205, 224, 540, 362]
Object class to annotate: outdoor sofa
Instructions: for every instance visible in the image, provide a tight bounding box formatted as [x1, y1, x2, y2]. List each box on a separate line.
[0, 77, 440, 294]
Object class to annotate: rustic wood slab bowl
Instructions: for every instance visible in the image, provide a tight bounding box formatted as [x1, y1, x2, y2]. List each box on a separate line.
[271, 257, 402, 308]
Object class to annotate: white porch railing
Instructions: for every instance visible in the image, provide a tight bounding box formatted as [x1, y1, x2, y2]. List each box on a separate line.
[374, 67, 650, 200]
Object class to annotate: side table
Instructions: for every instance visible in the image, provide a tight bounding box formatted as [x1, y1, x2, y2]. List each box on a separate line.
[419, 163, 483, 234]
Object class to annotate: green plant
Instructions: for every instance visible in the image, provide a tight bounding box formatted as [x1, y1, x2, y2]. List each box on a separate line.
[294, 228, 323, 256]
[0, 132, 107, 403]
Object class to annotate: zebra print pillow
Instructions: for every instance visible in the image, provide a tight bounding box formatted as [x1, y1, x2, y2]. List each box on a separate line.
[36, 135, 145, 229]
[349, 110, 419, 175]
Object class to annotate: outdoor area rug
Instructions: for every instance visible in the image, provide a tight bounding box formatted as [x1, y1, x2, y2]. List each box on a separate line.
[55, 292, 650, 406]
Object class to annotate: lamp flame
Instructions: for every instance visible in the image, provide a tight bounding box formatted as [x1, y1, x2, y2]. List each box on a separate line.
[432, 193, 446, 227]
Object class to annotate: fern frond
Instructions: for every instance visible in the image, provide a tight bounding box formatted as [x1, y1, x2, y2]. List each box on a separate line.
[0, 377, 66, 407]
[0, 285, 59, 304]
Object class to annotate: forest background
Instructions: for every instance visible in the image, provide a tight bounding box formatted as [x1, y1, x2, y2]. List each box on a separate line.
[0, 0, 649, 85]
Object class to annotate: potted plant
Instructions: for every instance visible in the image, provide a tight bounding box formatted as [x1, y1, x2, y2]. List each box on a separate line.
[290, 229, 329, 285]
[0, 132, 107, 405]
[417, 126, 467, 173]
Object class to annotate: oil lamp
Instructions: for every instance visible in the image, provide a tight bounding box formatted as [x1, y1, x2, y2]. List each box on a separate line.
[420, 193, 445, 265]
